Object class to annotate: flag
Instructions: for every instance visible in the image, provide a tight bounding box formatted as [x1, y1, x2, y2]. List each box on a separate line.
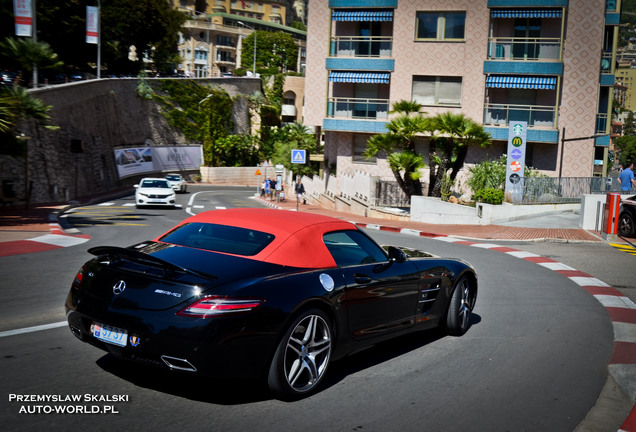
[86, 6, 98, 44]
[13, 0, 32, 36]
[241, 0, 246, 8]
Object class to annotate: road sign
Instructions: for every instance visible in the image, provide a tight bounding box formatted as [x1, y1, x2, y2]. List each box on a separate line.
[291, 149, 306, 164]
[255, 169, 261, 176]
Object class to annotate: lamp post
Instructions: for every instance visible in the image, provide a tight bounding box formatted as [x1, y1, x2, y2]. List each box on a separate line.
[237, 21, 256, 76]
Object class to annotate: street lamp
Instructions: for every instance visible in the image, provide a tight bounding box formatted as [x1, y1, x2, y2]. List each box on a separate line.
[237, 21, 256, 77]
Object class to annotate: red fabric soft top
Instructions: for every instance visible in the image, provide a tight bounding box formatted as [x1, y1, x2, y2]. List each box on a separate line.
[158, 208, 357, 268]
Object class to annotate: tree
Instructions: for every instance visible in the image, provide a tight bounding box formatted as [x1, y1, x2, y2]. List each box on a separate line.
[364, 100, 427, 199]
[614, 135, 636, 166]
[0, 85, 58, 154]
[0, 37, 63, 87]
[270, 122, 318, 178]
[623, 111, 636, 136]
[425, 112, 492, 197]
[240, 31, 298, 74]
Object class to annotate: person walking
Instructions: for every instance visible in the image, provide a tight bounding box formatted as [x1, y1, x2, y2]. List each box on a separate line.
[618, 161, 636, 192]
[295, 180, 305, 204]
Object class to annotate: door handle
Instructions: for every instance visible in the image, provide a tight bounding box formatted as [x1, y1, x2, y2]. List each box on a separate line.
[353, 273, 372, 284]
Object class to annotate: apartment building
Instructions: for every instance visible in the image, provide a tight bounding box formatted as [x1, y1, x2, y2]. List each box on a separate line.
[172, 0, 306, 78]
[304, 0, 620, 200]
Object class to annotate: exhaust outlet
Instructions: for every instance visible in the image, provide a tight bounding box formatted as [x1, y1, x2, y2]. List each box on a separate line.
[161, 355, 197, 372]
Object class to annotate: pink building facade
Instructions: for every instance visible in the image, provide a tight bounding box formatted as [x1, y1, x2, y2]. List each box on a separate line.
[303, 0, 619, 197]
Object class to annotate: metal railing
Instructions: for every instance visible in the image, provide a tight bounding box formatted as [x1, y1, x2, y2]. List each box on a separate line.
[483, 103, 557, 128]
[330, 36, 393, 57]
[327, 97, 390, 120]
[487, 37, 562, 61]
[517, 176, 620, 204]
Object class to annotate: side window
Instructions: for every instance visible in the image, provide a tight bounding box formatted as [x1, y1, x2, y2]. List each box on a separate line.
[324, 230, 387, 267]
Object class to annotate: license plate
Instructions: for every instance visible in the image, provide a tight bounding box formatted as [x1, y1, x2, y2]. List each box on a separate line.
[93, 323, 127, 347]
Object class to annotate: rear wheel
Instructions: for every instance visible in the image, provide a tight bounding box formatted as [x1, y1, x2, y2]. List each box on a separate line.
[445, 276, 477, 336]
[267, 309, 332, 399]
[618, 212, 635, 237]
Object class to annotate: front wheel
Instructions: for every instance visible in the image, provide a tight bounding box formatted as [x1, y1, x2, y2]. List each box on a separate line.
[444, 276, 477, 336]
[618, 212, 635, 237]
[267, 309, 332, 399]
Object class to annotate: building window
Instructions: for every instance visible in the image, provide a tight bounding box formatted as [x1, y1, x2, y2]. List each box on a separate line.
[412, 76, 462, 106]
[415, 12, 465, 41]
[195, 49, 208, 61]
[353, 135, 376, 164]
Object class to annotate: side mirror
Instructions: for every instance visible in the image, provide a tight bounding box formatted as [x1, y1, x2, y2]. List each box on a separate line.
[134, 184, 139, 188]
[387, 246, 406, 264]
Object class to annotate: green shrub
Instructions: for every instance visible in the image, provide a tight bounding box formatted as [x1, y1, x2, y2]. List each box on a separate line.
[474, 188, 504, 205]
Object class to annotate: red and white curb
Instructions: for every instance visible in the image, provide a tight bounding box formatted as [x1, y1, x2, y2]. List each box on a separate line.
[0, 222, 90, 257]
[357, 223, 636, 432]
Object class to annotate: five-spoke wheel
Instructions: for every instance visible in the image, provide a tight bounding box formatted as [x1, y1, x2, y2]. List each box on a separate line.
[268, 309, 332, 398]
[445, 276, 477, 336]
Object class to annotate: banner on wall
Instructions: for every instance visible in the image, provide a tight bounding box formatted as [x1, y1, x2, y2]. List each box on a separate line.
[14, 0, 32, 36]
[114, 145, 203, 179]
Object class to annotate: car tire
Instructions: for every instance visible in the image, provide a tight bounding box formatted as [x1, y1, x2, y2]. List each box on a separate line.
[267, 309, 332, 399]
[444, 276, 477, 336]
[618, 212, 635, 237]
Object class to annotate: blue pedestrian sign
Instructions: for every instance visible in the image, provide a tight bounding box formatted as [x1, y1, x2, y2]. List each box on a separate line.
[291, 149, 306, 164]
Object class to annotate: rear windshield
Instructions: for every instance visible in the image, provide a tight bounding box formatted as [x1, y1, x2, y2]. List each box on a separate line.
[159, 222, 275, 256]
[166, 175, 181, 181]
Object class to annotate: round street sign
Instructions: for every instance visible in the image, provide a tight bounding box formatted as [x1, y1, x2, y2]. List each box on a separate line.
[509, 173, 521, 184]
[512, 136, 523, 147]
[510, 160, 522, 172]
[511, 148, 523, 160]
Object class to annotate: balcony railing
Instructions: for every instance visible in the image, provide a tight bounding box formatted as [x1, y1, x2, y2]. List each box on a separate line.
[327, 97, 390, 120]
[330, 36, 393, 57]
[483, 103, 557, 128]
[487, 37, 562, 61]
[596, 113, 608, 134]
[601, 52, 613, 74]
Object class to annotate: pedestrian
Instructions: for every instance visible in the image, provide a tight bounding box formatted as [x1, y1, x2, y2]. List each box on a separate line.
[260, 180, 265, 197]
[618, 161, 636, 192]
[264, 178, 271, 197]
[295, 180, 305, 204]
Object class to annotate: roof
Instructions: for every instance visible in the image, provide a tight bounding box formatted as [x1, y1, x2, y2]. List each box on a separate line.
[160, 208, 357, 268]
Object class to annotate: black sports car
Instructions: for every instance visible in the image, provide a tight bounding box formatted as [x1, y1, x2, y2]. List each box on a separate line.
[65, 208, 478, 398]
[619, 194, 636, 237]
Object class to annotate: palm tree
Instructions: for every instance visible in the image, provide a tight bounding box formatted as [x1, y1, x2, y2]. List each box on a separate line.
[0, 37, 63, 87]
[0, 86, 58, 134]
[364, 100, 428, 199]
[425, 112, 491, 197]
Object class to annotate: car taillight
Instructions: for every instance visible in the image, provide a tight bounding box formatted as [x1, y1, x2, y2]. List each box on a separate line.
[72, 266, 86, 290]
[177, 296, 263, 317]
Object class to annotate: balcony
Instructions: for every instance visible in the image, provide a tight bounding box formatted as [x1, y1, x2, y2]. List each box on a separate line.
[487, 37, 562, 61]
[596, 113, 608, 134]
[330, 36, 392, 57]
[327, 97, 390, 120]
[483, 103, 557, 129]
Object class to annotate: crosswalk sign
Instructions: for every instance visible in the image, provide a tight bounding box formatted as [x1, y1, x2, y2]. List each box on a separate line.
[291, 149, 306, 164]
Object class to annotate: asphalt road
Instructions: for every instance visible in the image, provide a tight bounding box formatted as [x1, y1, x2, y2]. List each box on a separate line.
[0, 185, 628, 431]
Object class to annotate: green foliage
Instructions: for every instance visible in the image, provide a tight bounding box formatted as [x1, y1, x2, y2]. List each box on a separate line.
[270, 122, 319, 178]
[467, 155, 507, 193]
[440, 172, 455, 201]
[614, 135, 636, 166]
[289, 21, 307, 31]
[152, 80, 234, 166]
[474, 188, 504, 205]
[0, 37, 63, 86]
[240, 31, 298, 74]
[215, 135, 259, 167]
[623, 111, 636, 136]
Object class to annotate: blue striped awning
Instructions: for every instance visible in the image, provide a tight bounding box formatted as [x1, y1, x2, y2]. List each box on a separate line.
[331, 10, 394, 22]
[329, 72, 390, 84]
[486, 75, 557, 89]
[491, 9, 562, 19]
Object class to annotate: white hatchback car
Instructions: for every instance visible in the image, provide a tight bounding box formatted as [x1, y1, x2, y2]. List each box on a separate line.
[134, 178, 176, 208]
[165, 173, 187, 193]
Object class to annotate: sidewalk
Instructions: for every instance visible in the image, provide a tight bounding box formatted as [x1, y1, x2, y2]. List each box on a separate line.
[256, 195, 604, 243]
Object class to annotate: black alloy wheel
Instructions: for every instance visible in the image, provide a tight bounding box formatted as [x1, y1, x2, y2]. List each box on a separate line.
[445, 276, 477, 336]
